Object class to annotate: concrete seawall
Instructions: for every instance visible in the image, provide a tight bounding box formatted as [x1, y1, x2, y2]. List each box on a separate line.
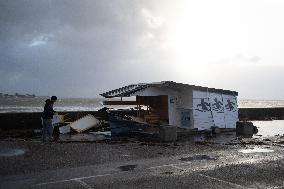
[0, 108, 284, 130]
[0, 110, 139, 130]
[239, 107, 284, 120]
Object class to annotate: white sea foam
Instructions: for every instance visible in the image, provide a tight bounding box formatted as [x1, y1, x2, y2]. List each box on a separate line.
[0, 98, 284, 113]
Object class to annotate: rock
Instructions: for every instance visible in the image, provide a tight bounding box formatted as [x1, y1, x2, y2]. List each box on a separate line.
[236, 121, 254, 136]
[263, 138, 271, 142]
[211, 126, 221, 134]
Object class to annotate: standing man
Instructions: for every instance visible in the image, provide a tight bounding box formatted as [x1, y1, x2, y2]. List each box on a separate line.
[42, 96, 57, 142]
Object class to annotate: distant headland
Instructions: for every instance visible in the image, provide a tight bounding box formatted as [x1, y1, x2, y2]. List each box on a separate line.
[0, 92, 36, 98]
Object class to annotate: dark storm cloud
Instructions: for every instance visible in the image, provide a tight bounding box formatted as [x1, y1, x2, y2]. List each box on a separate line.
[0, 0, 171, 97]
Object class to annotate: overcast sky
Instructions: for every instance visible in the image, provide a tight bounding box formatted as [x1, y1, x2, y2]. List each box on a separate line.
[1, 0, 284, 99]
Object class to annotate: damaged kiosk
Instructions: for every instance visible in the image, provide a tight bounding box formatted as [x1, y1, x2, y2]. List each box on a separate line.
[100, 81, 239, 141]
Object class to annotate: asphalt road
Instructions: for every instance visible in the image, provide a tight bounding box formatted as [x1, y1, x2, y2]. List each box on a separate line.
[1, 144, 284, 189]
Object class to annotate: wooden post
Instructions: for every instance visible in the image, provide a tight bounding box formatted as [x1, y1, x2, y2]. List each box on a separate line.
[139, 104, 141, 118]
[136, 96, 139, 117]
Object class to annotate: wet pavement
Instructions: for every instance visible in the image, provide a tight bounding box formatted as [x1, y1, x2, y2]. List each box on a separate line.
[1, 137, 284, 189]
[0, 148, 25, 157]
[1, 120, 284, 188]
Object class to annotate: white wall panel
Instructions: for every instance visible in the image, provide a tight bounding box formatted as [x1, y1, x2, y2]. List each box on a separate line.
[193, 97, 213, 130]
[223, 95, 238, 128]
[209, 93, 225, 128]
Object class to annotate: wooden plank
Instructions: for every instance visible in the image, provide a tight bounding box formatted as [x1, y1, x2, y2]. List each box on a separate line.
[103, 101, 137, 105]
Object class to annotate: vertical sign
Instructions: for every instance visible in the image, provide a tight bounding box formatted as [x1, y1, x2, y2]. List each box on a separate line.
[180, 109, 191, 128]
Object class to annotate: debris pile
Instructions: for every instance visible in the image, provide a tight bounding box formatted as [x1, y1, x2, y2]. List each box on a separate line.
[50, 112, 111, 142]
[52, 108, 149, 142]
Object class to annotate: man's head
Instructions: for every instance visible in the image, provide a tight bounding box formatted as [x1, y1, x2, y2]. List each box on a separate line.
[51, 96, 57, 103]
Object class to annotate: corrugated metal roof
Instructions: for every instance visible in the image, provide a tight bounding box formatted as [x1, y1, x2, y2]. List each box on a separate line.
[99, 81, 238, 98]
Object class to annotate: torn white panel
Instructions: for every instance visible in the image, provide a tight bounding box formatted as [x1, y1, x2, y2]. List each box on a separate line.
[70, 114, 100, 133]
[59, 125, 71, 134]
[52, 115, 64, 126]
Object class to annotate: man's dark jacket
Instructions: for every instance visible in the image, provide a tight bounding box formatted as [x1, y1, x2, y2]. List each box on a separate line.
[42, 101, 55, 119]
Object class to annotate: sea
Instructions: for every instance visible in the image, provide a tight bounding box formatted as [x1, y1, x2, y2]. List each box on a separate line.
[0, 97, 105, 113]
[1, 97, 284, 113]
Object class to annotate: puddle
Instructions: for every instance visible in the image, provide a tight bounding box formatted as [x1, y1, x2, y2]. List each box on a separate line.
[121, 154, 130, 157]
[0, 148, 25, 157]
[179, 155, 217, 161]
[118, 164, 137, 171]
[239, 147, 274, 154]
[161, 171, 174, 175]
